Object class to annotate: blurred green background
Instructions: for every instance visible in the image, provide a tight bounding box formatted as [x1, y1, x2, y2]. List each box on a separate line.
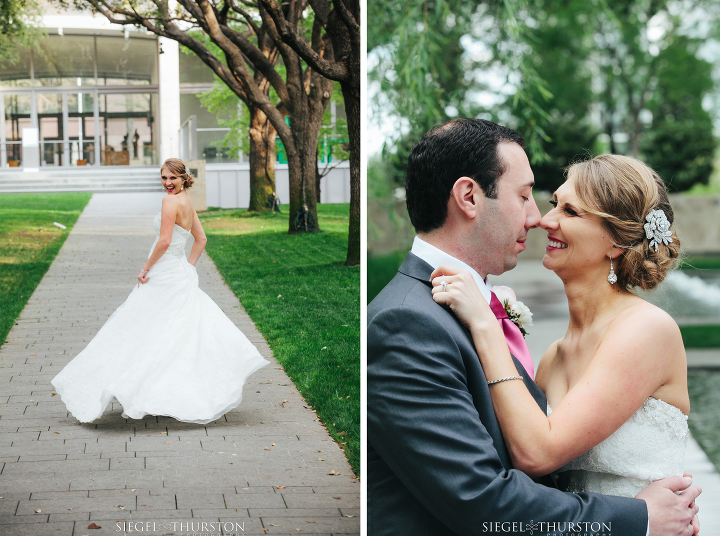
[368, 0, 720, 301]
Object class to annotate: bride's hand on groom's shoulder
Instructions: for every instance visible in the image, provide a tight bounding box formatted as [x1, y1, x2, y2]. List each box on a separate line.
[430, 264, 495, 332]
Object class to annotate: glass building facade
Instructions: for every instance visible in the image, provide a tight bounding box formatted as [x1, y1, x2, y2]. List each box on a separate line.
[0, 33, 159, 168]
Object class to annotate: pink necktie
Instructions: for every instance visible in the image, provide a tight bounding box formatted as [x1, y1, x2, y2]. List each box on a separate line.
[489, 292, 534, 380]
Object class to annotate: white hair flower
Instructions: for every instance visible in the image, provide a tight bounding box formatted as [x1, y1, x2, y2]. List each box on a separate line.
[644, 209, 673, 252]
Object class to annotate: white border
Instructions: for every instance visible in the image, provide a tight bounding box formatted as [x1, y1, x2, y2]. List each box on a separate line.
[360, 0, 368, 531]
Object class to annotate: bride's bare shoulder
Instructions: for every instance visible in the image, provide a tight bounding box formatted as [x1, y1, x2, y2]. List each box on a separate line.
[604, 299, 683, 362]
[613, 299, 679, 333]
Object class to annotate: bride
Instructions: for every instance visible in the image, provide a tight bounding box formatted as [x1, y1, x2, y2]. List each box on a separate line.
[51, 158, 269, 424]
[431, 154, 690, 497]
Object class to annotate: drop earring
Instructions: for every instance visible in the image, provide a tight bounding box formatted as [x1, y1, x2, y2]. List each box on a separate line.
[180, 183, 184, 190]
[607, 256, 617, 285]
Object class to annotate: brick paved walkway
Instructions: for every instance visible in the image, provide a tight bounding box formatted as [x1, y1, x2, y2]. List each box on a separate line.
[0, 193, 359, 536]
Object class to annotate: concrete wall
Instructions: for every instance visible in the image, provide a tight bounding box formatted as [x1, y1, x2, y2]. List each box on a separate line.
[669, 194, 720, 256]
[185, 159, 206, 212]
[205, 161, 351, 209]
[368, 193, 720, 258]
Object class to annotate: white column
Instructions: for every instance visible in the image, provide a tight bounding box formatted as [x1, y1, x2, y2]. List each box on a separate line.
[158, 36, 180, 163]
[0, 94, 6, 168]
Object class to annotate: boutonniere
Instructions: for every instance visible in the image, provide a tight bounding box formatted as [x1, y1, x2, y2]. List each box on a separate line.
[493, 285, 533, 338]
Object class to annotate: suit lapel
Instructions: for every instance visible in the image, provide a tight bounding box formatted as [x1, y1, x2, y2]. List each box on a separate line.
[398, 252, 547, 414]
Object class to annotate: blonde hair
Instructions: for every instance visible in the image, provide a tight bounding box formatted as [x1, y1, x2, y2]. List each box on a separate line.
[161, 158, 194, 189]
[567, 154, 681, 291]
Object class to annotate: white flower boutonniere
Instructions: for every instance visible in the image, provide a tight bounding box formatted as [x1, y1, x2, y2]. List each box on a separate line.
[493, 285, 533, 338]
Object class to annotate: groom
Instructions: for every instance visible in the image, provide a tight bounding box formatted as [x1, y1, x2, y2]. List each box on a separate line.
[367, 118, 700, 536]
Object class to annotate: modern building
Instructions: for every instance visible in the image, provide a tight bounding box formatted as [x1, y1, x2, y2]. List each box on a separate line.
[0, 4, 350, 206]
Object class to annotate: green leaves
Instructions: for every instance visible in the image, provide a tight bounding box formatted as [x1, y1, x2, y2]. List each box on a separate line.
[0, 0, 45, 66]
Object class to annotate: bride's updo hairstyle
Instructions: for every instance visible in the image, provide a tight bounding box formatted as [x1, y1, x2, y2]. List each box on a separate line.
[566, 154, 681, 292]
[161, 158, 194, 189]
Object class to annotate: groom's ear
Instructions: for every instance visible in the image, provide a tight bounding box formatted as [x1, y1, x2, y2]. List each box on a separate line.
[449, 177, 484, 221]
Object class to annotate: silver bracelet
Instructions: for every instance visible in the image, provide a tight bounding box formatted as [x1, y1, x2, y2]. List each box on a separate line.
[487, 375, 523, 385]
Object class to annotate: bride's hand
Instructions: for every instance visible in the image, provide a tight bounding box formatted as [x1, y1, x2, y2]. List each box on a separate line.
[430, 264, 497, 332]
[137, 270, 150, 288]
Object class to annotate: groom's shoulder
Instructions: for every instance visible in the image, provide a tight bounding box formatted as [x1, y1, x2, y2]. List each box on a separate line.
[368, 270, 432, 323]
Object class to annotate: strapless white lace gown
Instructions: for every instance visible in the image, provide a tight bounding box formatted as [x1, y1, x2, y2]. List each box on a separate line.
[548, 397, 689, 497]
[51, 211, 270, 424]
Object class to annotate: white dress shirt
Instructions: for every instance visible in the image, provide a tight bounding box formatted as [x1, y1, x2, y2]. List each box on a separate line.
[410, 236, 494, 304]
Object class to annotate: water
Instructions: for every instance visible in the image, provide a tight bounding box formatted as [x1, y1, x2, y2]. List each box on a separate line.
[688, 370, 720, 472]
[643, 270, 720, 321]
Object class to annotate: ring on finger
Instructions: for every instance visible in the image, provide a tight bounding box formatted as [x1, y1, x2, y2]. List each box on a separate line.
[440, 280, 447, 292]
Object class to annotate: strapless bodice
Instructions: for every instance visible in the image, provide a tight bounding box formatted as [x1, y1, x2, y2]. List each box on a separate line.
[549, 396, 689, 497]
[148, 211, 192, 259]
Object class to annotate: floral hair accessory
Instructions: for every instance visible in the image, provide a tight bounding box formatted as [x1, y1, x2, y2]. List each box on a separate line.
[644, 209, 672, 252]
[493, 286, 533, 338]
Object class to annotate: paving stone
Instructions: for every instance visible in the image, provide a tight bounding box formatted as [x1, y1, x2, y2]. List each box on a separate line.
[174, 493, 227, 510]
[0, 513, 51, 523]
[249, 508, 342, 518]
[0, 521, 74, 535]
[259, 515, 359, 534]
[30, 490, 89, 501]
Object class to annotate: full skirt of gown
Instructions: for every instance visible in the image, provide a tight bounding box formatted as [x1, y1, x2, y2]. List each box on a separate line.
[51, 215, 270, 424]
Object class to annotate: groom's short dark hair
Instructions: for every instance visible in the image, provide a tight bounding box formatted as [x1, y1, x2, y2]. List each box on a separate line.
[405, 118, 525, 233]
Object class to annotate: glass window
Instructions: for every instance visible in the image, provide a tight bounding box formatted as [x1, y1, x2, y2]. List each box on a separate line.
[180, 93, 225, 128]
[197, 130, 237, 163]
[180, 93, 239, 163]
[4, 94, 31, 142]
[179, 49, 216, 84]
[99, 93, 158, 165]
[0, 47, 33, 87]
[3, 94, 31, 166]
[96, 36, 157, 86]
[68, 93, 96, 165]
[33, 35, 96, 87]
[36, 93, 63, 166]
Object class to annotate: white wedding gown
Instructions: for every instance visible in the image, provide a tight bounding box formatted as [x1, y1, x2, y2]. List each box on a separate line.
[51, 211, 270, 424]
[548, 397, 689, 497]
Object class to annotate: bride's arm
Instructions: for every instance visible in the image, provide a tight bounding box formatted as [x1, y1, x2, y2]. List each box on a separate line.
[187, 210, 207, 266]
[141, 196, 178, 276]
[431, 265, 682, 478]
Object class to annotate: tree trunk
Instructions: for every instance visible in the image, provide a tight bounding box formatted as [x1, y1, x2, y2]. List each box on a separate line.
[630, 110, 641, 158]
[248, 106, 277, 212]
[341, 80, 360, 266]
[283, 74, 331, 233]
[285, 119, 321, 234]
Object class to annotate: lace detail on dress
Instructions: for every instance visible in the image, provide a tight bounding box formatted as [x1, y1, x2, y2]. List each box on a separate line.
[148, 212, 189, 260]
[548, 397, 689, 497]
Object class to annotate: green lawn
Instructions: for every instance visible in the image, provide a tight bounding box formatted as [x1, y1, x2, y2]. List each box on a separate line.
[202, 204, 360, 474]
[688, 370, 720, 472]
[0, 193, 92, 347]
[680, 325, 720, 348]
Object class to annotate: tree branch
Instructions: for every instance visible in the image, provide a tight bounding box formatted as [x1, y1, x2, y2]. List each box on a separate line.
[227, 0, 261, 35]
[256, 0, 348, 81]
[193, 0, 294, 147]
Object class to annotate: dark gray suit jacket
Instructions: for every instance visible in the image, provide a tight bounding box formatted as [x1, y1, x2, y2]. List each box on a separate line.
[367, 252, 648, 535]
